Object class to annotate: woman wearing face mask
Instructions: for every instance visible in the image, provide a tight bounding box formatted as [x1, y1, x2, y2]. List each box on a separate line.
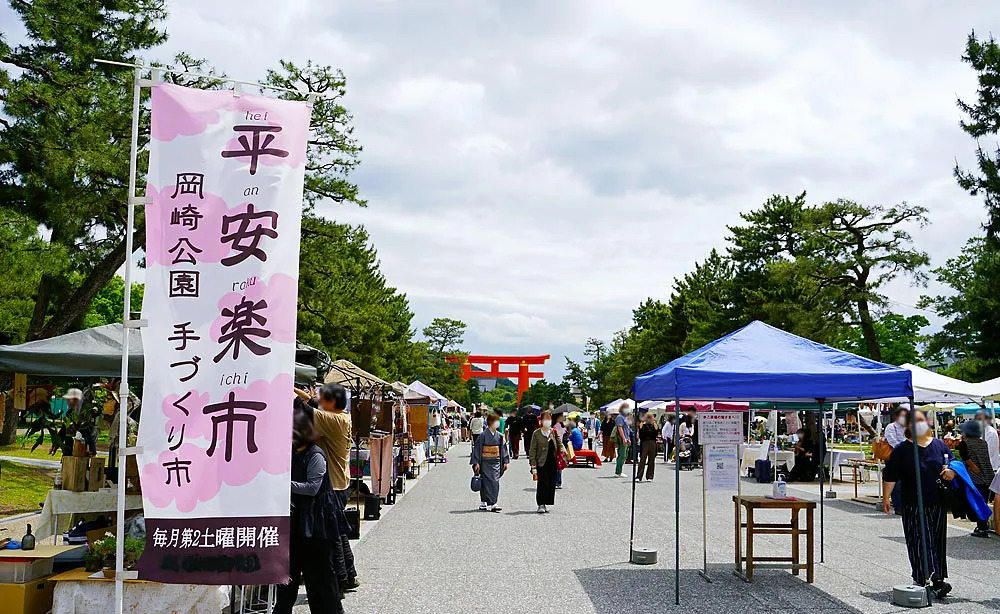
[530, 410, 567, 514]
[470, 411, 510, 512]
[881, 410, 957, 599]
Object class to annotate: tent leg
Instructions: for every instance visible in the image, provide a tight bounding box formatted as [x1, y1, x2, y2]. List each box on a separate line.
[675, 396, 681, 605]
[816, 407, 824, 564]
[629, 402, 638, 562]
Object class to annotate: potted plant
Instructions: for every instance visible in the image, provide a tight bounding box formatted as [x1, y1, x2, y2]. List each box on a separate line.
[85, 533, 145, 577]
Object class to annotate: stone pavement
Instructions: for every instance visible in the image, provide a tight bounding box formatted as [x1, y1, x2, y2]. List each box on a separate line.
[303, 443, 999, 614]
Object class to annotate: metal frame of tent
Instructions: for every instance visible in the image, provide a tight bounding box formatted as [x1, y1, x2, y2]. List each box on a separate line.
[631, 321, 930, 606]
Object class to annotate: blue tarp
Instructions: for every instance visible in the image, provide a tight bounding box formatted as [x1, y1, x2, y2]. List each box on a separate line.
[633, 321, 913, 402]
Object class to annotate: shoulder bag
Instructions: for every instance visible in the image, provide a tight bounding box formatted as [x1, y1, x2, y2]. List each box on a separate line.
[872, 438, 892, 462]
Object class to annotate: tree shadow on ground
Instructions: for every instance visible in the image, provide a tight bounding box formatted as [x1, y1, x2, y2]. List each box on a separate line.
[574, 567, 865, 613]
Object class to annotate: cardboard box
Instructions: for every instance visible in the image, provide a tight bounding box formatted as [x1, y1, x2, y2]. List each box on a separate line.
[0, 575, 56, 614]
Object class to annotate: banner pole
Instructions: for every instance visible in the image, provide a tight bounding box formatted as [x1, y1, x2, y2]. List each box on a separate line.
[114, 63, 143, 614]
[674, 396, 681, 605]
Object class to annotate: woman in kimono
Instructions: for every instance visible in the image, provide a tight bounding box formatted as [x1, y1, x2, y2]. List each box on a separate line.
[471, 412, 509, 512]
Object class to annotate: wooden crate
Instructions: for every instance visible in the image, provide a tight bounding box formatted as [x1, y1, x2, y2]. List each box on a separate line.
[60, 457, 89, 492]
[87, 457, 106, 491]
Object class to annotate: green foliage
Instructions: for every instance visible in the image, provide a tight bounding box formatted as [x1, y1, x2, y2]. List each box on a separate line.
[519, 379, 573, 408]
[920, 238, 1000, 378]
[296, 215, 416, 380]
[955, 30, 1000, 243]
[466, 379, 482, 406]
[0, 0, 167, 341]
[835, 313, 929, 365]
[83, 276, 145, 329]
[421, 318, 467, 355]
[480, 385, 517, 413]
[264, 60, 365, 210]
[0, 210, 68, 343]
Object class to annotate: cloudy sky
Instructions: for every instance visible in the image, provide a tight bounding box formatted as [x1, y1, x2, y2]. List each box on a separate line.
[8, 1, 999, 377]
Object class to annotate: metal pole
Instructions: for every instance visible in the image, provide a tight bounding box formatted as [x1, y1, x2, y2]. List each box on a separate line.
[114, 63, 142, 614]
[700, 402, 714, 581]
[674, 396, 681, 605]
[908, 397, 932, 592]
[816, 405, 825, 564]
[828, 404, 836, 498]
[629, 401, 638, 562]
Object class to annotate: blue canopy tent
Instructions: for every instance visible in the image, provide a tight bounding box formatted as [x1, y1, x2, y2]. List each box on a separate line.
[632, 321, 920, 604]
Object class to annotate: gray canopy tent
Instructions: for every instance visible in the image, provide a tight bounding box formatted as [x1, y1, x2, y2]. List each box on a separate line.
[0, 323, 318, 383]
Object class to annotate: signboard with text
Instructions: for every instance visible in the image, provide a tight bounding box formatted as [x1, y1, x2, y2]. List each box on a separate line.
[704, 443, 740, 491]
[136, 83, 310, 584]
[698, 412, 743, 444]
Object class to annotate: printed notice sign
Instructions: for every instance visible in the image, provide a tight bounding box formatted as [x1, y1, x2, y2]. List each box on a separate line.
[704, 444, 740, 491]
[699, 412, 743, 444]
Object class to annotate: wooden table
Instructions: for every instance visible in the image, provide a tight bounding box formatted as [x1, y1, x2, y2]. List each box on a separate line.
[733, 495, 816, 583]
[839, 458, 879, 498]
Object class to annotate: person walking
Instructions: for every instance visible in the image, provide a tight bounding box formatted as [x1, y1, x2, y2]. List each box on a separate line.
[469, 411, 485, 452]
[586, 415, 597, 450]
[506, 410, 522, 459]
[530, 410, 566, 513]
[553, 413, 568, 489]
[295, 384, 359, 594]
[276, 402, 344, 614]
[522, 410, 538, 462]
[976, 410, 999, 472]
[957, 420, 997, 537]
[601, 413, 616, 462]
[471, 412, 509, 512]
[662, 415, 675, 462]
[614, 403, 633, 477]
[636, 412, 658, 482]
[882, 410, 957, 599]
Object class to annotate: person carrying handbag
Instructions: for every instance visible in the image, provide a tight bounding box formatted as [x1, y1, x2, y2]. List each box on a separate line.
[530, 410, 566, 514]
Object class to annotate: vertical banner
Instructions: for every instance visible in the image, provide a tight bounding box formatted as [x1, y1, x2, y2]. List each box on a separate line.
[137, 83, 310, 584]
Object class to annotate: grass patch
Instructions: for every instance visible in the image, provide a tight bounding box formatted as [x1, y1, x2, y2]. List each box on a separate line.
[0, 460, 54, 516]
[0, 433, 64, 462]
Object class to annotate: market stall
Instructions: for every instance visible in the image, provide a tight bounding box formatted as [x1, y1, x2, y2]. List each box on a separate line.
[633, 320, 915, 605]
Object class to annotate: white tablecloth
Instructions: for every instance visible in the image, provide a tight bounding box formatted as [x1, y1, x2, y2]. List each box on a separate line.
[53, 578, 228, 614]
[740, 446, 795, 471]
[826, 449, 867, 467]
[37, 489, 144, 541]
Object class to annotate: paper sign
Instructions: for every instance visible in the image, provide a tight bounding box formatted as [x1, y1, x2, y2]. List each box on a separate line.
[785, 411, 801, 433]
[698, 412, 743, 444]
[136, 83, 310, 585]
[704, 444, 739, 491]
[12, 373, 26, 411]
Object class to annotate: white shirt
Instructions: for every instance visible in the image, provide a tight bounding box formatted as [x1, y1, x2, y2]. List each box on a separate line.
[662, 422, 674, 441]
[679, 422, 693, 439]
[470, 417, 485, 435]
[884, 421, 906, 448]
[985, 424, 999, 472]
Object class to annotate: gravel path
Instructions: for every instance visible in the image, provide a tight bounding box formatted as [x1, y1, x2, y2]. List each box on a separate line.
[281, 442, 1000, 613]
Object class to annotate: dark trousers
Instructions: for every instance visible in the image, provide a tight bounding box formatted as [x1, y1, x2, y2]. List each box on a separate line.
[637, 440, 657, 480]
[901, 505, 948, 585]
[81, 428, 97, 455]
[471, 432, 480, 452]
[275, 535, 343, 614]
[509, 435, 521, 458]
[523, 433, 533, 459]
[664, 438, 674, 461]
[332, 489, 357, 583]
[975, 483, 993, 532]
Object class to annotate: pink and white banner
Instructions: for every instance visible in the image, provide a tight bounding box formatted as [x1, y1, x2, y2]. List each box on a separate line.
[137, 83, 310, 585]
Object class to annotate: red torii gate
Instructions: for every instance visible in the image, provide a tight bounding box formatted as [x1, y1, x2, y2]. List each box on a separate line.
[447, 354, 550, 404]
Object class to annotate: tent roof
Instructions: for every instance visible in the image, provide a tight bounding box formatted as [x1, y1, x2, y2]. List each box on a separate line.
[406, 380, 447, 403]
[899, 363, 983, 400]
[0, 323, 318, 383]
[324, 359, 388, 389]
[634, 321, 913, 402]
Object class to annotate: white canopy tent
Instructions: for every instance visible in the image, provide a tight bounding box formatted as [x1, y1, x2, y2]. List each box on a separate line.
[901, 363, 984, 400]
[406, 379, 448, 404]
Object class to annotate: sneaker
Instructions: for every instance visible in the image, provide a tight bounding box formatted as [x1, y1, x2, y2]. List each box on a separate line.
[971, 529, 991, 538]
[932, 580, 952, 599]
[555, 485, 562, 489]
[542, 505, 549, 513]
[346, 577, 360, 592]
[537, 506, 545, 514]
[614, 473, 624, 478]
[479, 503, 487, 511]
[490, 505, 502, 513]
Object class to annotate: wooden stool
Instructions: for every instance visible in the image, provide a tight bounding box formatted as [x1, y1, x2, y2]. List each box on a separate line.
[733, 495, 816, 583]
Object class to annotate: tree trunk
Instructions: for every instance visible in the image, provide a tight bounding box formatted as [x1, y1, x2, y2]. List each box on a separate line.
[34, 221, 145, 341]
[1, 395, 19, 446]
[856, 298, 882, 362]
[26, 276, 53, 341]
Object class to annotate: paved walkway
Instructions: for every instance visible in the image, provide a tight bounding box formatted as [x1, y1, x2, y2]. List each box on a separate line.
[0, 455, 62, 470]
[307, 443, 998, 614]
